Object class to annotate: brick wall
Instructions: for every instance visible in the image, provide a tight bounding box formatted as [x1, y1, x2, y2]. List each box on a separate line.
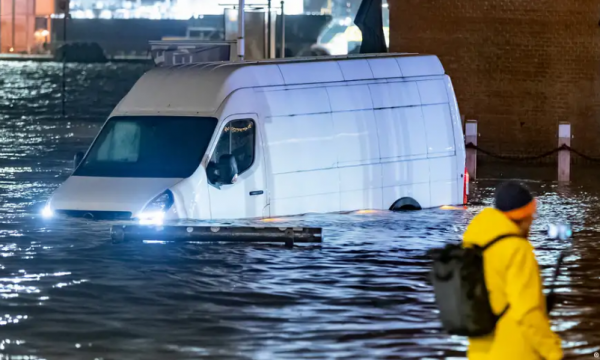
[389, 0, 600, 158]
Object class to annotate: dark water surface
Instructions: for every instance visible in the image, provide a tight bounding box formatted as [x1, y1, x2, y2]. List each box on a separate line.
[0, 62, 599, 359]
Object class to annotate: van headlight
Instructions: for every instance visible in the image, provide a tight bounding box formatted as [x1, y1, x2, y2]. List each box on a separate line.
[137, 190, 174, 225]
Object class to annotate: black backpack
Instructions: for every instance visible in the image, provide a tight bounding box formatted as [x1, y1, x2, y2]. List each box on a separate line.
[427, 235, 514, 337]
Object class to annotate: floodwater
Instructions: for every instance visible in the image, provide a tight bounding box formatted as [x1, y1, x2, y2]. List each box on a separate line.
[0, 62, 599, 359]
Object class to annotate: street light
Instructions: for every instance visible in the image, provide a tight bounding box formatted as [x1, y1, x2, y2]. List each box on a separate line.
[238, 0, 245, 61]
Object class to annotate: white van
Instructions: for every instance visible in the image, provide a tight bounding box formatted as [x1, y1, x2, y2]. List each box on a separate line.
[43, 53, 467, 223]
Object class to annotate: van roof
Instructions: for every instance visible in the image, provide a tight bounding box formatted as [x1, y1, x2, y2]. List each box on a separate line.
[112, 53, 446, 117]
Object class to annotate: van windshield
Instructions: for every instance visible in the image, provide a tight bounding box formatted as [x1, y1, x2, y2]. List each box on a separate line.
[75, 116, 218, 178]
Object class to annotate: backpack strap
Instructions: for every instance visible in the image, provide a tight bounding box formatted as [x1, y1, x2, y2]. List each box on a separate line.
[482, 234, 521, 251]
[496, 304, 510, 321]
[482, 234, 523, 321]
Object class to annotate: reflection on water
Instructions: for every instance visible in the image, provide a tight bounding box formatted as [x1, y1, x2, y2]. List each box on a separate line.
[0, 61, 599, 359]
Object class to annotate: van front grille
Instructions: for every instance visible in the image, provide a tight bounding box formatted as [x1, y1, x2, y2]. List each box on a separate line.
[55, 210, 133, 220]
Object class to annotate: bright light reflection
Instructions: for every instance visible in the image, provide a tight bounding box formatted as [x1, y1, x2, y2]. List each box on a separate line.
[0, 314, 28, 327]
[142, 240, 168, 245]
[440, 205, 466, 210]
[261, 217, 285, 223]
[137, 211, 165, 225]
[355, 209, 379, 214]
[41, 205, 53, 218]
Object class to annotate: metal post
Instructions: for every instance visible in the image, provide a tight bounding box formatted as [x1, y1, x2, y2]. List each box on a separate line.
[465, 120, 478, 180]
[558, 122, 571, 182]
[46, 15, 52, 52]
[267, 0, 271, 58]
[11, 0, 15, 51]
[62, 10, 68, 118]
[26, 0, 30, 54]
[0, 0, 2, 52]
[237, 0, 245, 61]
[280, 0, 285, 58]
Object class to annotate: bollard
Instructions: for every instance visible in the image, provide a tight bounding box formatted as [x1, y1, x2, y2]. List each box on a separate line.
[558, 122, 571, 182]
[465, 120, 478, 180]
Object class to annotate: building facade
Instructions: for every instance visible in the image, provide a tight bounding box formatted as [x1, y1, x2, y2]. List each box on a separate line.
[0, 0, 310, 54]
[390, 0, 600, 158]
[0, 0, 54, 53]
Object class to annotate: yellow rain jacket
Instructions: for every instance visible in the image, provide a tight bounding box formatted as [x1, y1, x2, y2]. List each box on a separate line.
[463, 208, 563, 360]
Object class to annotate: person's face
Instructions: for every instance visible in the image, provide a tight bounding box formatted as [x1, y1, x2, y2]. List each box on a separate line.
[517, 215, 534, 237]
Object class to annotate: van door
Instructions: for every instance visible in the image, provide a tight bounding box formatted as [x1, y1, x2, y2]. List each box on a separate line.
[206, 115, 268, 220]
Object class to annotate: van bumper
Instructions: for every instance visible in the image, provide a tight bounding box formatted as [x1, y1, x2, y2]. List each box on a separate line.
[53, 210, 134, 220]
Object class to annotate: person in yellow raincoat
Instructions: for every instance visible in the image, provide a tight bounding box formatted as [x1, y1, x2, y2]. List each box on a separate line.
[463, 181, 563, 360]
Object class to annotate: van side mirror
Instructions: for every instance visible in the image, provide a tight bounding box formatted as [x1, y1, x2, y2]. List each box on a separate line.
[74, 151, 84, 171]
[218, 154, 238, 185]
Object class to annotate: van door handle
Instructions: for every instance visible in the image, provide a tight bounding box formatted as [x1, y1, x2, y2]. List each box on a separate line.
[249, 190, 264, 196]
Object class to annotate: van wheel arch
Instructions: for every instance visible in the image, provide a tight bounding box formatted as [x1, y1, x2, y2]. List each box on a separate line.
[390, 197, 422, 211]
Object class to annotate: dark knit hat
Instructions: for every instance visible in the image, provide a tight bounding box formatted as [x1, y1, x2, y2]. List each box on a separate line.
[494, 181, 536, 220]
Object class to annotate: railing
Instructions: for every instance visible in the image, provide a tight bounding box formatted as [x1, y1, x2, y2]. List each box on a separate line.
[464, 120, 600, 182]
[148, 40, 238, 66]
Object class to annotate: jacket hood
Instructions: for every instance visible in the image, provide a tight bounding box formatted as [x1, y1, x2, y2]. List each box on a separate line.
[463, 208, 523, 247]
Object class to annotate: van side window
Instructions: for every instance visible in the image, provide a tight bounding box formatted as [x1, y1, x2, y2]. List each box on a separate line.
[209, 119, 255, 182]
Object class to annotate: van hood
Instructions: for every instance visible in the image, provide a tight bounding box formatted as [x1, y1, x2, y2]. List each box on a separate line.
[49, 176, 182, 214]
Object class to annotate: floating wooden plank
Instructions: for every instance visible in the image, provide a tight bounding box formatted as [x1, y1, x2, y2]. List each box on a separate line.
[111, 224, 322, 247]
